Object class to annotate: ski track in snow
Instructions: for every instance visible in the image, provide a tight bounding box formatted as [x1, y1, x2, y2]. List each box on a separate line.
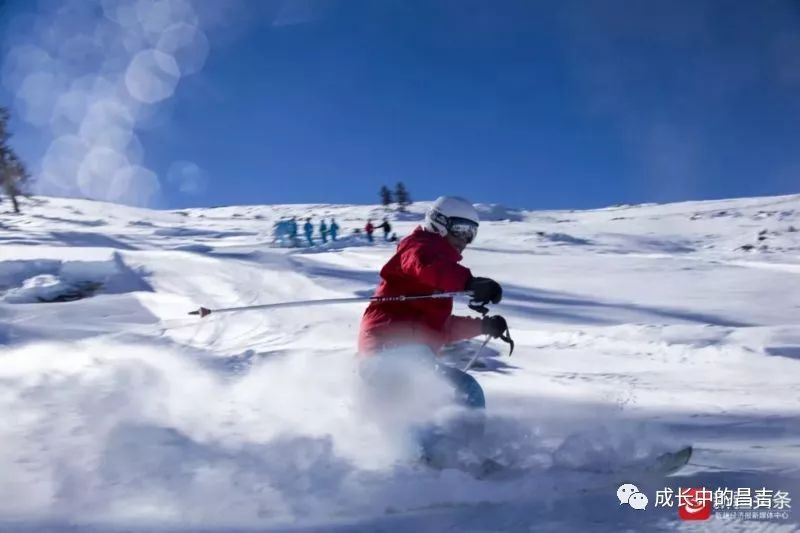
[1, 195, 799, 532]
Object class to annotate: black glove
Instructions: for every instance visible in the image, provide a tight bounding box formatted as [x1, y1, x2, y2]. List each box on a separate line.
[466, 276, 503, 304]
[481, 315, 508, 338]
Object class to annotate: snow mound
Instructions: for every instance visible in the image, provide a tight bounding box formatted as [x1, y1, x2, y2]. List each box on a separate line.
[171, 244, 214, 253]
[153, 227, 255, 238]
[391, 210, 425, 222]
[293, 233, 391, 253]
[533, 231, 593, 246]
[2, 274, 103, 303]
[474, 203, 525, 222]
[0, 252, 151, 303]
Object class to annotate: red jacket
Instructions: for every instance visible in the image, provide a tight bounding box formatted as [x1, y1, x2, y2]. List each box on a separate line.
[358, 227, 483, 355]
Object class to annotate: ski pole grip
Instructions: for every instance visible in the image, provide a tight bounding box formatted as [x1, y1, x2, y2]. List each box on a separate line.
[468, 299, 490, 316]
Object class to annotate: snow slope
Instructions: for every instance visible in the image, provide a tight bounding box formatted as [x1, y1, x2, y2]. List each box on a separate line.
[1, 194, 799, 532]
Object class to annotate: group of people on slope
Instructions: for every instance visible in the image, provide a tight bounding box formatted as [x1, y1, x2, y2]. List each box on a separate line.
[302, 217, 340, 245]
[274, 217, 340, 246]
[275, 215, 399, 247]
[364, 217, 395, 242]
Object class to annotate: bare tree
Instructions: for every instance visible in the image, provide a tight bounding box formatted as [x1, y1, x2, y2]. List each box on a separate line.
[0, 107, 29, 213]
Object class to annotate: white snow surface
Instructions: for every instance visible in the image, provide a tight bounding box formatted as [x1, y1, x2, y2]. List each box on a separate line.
[1, 195, 799, 532]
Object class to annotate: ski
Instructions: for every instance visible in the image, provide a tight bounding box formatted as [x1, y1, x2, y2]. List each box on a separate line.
[425, 445, 693, 481]
[576, 445, 693, 477]
[644, 445, 693, 475]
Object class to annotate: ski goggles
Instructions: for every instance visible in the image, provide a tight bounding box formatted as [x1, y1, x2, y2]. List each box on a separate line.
[447, 217, 479, 244]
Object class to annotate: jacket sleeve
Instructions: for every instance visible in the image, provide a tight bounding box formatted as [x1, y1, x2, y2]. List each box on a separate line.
[399, 242, 472, 292]
[443, 315, 483, 344]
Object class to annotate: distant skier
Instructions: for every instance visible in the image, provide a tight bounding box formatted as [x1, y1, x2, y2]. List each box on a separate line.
[319, 219, 328, 244]
[329, 218, 339, 241]
[358, 196, 508, 465]
[365, 219, 375, 242]
[272, 219, 290, 246]
[289, 217, 298, 246]
[379, 217, 392, 241]
[303, 218, 314, 246]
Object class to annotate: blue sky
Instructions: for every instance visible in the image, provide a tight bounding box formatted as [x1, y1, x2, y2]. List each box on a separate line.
[3, 0, 800, 210]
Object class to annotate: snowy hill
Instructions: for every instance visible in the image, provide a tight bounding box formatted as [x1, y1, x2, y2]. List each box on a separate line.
[1, 194, 799, 531]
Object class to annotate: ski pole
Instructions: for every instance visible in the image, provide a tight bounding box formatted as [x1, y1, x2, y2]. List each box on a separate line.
[189, 291, 469, 318]
[462, 323, 515, 371]
[462, 335, 491, 372]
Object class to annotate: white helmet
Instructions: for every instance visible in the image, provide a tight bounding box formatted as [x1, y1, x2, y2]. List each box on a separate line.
[424, 196, 480, 244]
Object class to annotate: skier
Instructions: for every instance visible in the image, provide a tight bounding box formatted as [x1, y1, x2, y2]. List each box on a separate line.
[358, 196, 508, 465]
[329, 218, 339, 241]
[289, 217, 298, 246]
[303, 218, 314, 246]
[319, 219, 328, 244]
[379, 217, 392, 241]
[272, 219, 289, 246]
[365, 219, 375, 242]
